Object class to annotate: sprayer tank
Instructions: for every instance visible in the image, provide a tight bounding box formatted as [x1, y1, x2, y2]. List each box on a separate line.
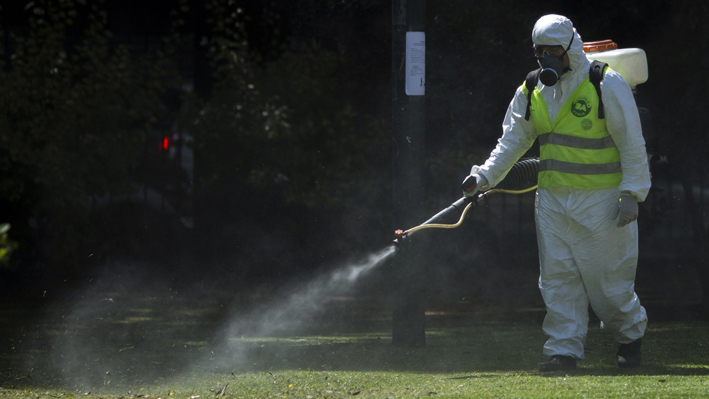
[584, 41, 648, 89]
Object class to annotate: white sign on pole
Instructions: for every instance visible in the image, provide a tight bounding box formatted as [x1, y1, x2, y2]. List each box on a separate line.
[405, 31, 425, 96]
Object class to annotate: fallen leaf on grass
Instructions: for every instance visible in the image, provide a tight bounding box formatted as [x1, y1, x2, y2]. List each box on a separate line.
[658, 379, 666, 383]
[427, 392, 438, 396]
[349, 391, 360, 395]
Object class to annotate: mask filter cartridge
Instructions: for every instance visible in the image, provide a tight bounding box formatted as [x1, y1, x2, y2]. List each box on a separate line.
[538, 53, 565, 86]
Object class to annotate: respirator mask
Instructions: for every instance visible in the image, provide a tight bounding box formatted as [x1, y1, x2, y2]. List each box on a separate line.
[534, 34, 574, 86]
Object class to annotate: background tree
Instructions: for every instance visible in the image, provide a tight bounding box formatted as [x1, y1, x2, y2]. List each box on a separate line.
[188, 0, 392, 280]
[646, 2, 709, 305]
[1, 0, 708, 311]
[0, 0, 176, 275]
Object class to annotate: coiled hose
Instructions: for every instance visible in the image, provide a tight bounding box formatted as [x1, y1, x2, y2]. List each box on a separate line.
[494, 158, 540, 190]
[396, 158, 539, 238]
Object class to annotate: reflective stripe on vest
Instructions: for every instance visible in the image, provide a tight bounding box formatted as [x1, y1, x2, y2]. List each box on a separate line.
[538, 133, 616, 150]
[539, 159, 621, 174]
[522, 71, 622, 189]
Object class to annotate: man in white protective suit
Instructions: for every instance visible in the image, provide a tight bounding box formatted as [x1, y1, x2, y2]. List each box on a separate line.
[460, 14, 650, 371]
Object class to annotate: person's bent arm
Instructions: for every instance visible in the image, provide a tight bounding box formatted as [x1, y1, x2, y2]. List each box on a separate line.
[474, 86, 538, 190]
[602, 71, 651, 202]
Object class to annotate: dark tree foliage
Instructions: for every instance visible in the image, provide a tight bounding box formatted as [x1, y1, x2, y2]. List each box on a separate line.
[1, 0, 708, 305]
[187, 0, 394, 277]
[423, 1, 543, 204]
[0, 0, 176, 275]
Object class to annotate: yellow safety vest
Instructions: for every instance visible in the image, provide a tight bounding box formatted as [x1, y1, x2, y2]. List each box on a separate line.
[522, 73, 622, 189]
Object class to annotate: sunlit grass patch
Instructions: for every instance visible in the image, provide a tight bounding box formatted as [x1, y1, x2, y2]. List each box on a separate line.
[85, 368, 709, 399]
[230, 332, 392, 345]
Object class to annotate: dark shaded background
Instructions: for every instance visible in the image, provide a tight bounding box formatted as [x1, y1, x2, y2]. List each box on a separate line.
[1, 0, 708, 314]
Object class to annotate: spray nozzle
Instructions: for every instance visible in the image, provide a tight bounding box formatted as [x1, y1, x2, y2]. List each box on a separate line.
[392, 229, 410, 252]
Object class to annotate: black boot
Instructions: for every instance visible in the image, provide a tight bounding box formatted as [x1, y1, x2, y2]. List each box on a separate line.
[539, 355, 577, 372]
[616, 338, 642, 368]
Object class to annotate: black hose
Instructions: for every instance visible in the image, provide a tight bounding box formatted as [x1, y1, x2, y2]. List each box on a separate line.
[421, 158, 538, 226]
[393, 158, 539, 251]
[495, 158, 539, 190]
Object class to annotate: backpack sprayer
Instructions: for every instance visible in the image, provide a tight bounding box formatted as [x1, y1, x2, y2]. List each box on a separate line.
[392, 158, 540, 251]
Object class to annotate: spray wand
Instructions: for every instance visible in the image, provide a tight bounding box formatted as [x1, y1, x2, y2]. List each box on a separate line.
[393, 158, 539, 250]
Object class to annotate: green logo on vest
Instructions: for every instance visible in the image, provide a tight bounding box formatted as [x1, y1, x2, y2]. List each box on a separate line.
[571, 96, 592, 117]
[581, 118, 593, 130]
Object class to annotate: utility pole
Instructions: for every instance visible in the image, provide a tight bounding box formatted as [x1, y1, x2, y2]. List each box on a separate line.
[391, 0, 426, 347]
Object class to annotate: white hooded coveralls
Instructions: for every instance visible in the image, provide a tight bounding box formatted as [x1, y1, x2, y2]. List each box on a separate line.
[473, 15, 650, 359]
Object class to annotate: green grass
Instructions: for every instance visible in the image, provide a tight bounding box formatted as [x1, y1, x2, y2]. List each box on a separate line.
[2, 320, 709, 398]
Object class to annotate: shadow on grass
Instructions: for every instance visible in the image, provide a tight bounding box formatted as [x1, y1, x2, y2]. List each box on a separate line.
[1, 279, 708, 393]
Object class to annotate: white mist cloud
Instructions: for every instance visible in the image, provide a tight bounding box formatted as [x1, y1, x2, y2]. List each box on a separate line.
[224, 245, 395, 339]
[21, 246, 397, 390]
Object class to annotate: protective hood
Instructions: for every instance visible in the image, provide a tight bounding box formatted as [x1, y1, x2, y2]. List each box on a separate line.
[532, 14, 588, 78]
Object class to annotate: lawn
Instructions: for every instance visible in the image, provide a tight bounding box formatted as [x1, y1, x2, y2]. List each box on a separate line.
[0, 251, 708, 398]
[1, 288, 708, 398]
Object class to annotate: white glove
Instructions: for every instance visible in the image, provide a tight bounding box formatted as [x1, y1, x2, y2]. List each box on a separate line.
[461, 174, 479, 197]
[616, 191, 639, 227]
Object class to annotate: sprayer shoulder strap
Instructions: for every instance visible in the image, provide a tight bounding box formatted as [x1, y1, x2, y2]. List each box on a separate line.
[589, 60, 609, 119]
[524, 62, 608, 121]
[524, 68, 542, 121]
